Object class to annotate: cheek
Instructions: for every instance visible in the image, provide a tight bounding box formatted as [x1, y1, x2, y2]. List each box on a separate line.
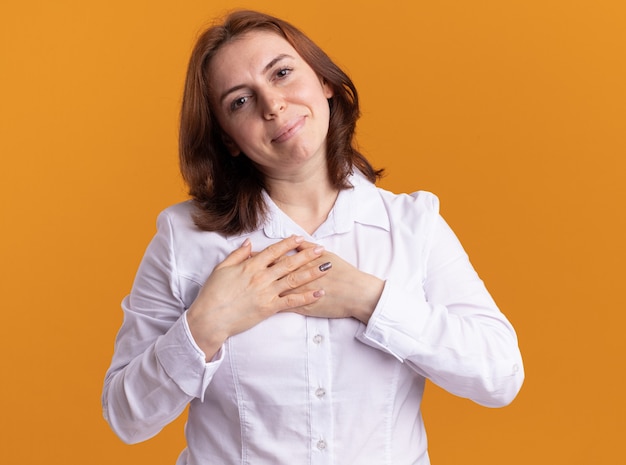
[222, 117, 257, 146]
[300, 86, 331, 119]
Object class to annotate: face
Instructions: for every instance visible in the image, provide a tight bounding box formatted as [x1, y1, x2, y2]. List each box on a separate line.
[208, 30, 334, 181]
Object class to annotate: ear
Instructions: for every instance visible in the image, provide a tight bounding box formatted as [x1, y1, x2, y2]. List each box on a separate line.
[222, 133, 241, 157]
[321, 77, 334, 99]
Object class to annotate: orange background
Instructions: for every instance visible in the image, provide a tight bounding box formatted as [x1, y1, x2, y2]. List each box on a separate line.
[1, 0, 624, 463]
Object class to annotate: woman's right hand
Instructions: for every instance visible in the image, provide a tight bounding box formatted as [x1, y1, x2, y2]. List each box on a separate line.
[185, 235, 329, 360]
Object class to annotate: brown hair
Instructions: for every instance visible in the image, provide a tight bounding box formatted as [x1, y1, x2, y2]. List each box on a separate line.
[179, 10, 382, 234]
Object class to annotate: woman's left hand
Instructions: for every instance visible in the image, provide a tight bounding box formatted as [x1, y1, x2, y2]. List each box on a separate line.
[280, 242, 384, 324]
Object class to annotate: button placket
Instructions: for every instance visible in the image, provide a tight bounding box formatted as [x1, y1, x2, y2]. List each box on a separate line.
[307, 317, 334, 464]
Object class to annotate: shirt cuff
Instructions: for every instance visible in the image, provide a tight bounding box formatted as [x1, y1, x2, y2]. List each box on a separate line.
[154, 312, 225, 402]
[356, 280, 432, 362]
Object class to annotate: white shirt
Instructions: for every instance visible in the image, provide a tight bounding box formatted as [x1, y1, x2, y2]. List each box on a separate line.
[102, 172, 524, 465]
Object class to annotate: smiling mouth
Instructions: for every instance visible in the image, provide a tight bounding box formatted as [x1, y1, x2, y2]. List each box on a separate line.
[271, 116, 306, 143]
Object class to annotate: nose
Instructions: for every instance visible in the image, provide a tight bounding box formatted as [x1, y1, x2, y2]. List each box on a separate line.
[260, 90, 285, 120]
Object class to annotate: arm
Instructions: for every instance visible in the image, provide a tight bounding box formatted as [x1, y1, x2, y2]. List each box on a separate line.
[357, 214, 524, 407]
[102, 212, 220, 444]
[102, 212, 330, 444]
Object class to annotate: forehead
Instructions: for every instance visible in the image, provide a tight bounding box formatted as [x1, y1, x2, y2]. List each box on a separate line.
[209, 30, 299, 77]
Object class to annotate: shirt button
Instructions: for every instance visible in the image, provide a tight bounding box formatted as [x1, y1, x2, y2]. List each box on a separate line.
[313, 334, 323, 344]
[317, 439, 327, 450]
[315, 388, 326, 398]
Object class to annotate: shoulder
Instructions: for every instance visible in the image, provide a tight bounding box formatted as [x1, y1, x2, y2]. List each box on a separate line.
[151, 201, 240, 282]
[372, 186, 443, 255]
[157, 200, 197, 227]
[348, 173, 442, 237]
[350, 171, 439, 217]
[153, 200, 229, 249]
[376, 185, 440, 219]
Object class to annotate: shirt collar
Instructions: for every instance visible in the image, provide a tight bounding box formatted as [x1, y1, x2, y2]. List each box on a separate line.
[262, 171, 390, 239]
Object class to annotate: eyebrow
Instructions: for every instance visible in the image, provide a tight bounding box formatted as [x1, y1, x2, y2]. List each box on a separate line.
[219, 53, 294, 104]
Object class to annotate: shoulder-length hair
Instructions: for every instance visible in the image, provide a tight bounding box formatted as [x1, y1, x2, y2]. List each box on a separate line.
[179, 9, 382, 234]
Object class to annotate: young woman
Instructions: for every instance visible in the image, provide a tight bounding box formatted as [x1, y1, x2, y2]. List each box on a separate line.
[103, 10, 524, 465]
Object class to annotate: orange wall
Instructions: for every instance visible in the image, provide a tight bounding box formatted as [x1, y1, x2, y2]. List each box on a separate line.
[1, 0, 624, 463]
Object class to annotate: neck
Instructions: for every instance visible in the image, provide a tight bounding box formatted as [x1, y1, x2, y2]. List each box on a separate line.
[266, 169, 339, 235]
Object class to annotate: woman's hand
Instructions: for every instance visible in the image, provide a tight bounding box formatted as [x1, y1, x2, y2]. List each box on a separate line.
[186, 235, 330, 360]
[281, 242, 385, 324]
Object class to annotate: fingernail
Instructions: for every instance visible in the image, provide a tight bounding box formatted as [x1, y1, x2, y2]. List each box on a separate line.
[294, 235, 304, 243]
[319, 262, 332, 272]
[313, 289, 326, 298]
[242, 238, 251, 247]
[314, 245, 325, 254]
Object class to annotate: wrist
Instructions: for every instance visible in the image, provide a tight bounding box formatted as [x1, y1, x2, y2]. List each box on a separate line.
[352, 275, 384, 325]
[185, 308, 229, 362]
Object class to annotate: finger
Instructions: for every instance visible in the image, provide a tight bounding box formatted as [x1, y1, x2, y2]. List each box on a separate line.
[269, 244, 326, 282]
[278, 257, 332, 293]
[215, 238, 252, 269]
[265, 240, 325, 268]
[277, 288, 326, 312]
[295, 240, 319, 251]
[253, 235, 305, 266]
[280, 252, 333, 277]
[318, 261, 332, 272]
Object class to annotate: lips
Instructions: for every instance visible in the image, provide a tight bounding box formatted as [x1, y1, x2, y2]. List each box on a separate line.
[271, 116, 306, 143]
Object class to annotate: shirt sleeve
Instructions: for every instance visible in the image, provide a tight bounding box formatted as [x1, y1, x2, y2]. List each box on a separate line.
[357, 211, 524, 408]
[102, 210, 224, 444]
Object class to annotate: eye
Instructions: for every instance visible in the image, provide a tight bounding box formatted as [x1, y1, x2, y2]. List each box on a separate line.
[275, 67, 292, 79]
[230, 96, 249, 112]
